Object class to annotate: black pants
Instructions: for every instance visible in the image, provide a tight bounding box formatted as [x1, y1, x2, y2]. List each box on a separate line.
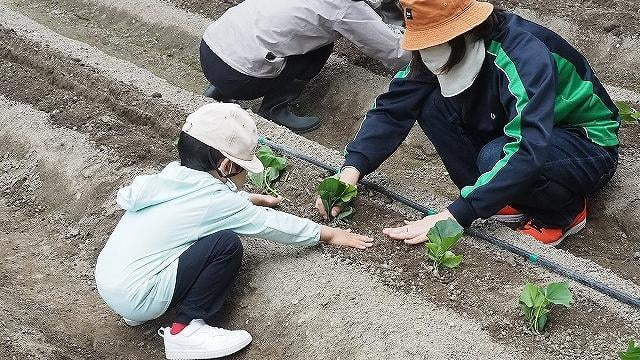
[199, 40, 333, 100]
[419, 91, 619, 228]
[170, 230, 243, 324]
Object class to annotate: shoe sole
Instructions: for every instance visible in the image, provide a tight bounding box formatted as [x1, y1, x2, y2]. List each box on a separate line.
[291, 121, 321, 134]
[546, 217, 587, 247]
[165, 338, 252, 360]
[491, 214, 527, 223]
[123, 318, 147, 327]
[257, 111, 321, 134]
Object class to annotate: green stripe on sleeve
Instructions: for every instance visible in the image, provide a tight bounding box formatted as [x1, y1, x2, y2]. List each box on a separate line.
[394, 64, 411, 79]
[461, 41, 527, 199]
[551, 53, 619, 146]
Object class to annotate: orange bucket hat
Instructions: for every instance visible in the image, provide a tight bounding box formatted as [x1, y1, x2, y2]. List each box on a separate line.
[401, 0, 494, 50]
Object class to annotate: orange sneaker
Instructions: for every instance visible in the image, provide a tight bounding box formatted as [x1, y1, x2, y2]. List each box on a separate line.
[491, 205, 526, 223]
[518, 202, 587, 246]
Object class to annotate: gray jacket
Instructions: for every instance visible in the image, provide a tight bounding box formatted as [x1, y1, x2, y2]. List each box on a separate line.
[203, 0, 410, 78]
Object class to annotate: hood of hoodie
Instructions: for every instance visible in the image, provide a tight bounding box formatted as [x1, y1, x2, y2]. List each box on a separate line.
[116, 162, 224, 212]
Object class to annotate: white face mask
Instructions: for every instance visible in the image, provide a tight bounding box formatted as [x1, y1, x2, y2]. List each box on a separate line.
[418, 37, 486, 97]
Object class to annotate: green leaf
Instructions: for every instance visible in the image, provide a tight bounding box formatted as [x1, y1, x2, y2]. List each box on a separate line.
[427, 218, 463, 250]
[339, 183, 358, 203]
[335, 206, 354, 220]
[619, 340, 640, 360]
[617, 101, 634, 115]
[520, 283, 542, 308]
[426, 242, 444, 258]
[250, 146, 288, 192]
[440, 251, 463, 268]
[533, 288, 548, 308]
[535, 312, 548, 333]
[317, 175, 358, 222]
[425, 242, 440, 260]
[317, 177, 343, 199]
[248, 171, 266, 188]
[520, 303, 534, 321]
[617, 101, 640, 123]
[263, 167, 280, 183]
[545, 282, 572, 308]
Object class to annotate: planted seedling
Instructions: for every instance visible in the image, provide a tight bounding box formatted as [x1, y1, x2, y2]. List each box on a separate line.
[619, 340, 640, 360]
[425, 218, 464, 272]
[616, 101, 640, 123]
[248, 145, 287, 197]
[317, 174, 357, 224]
[519, 281, 572, 334]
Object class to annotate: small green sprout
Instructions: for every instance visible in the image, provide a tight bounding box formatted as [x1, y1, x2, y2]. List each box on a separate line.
[619, 340, 640, 360]
[248, 146, 287, 197]
[616, 101, 640, 123]
[425, 218, 464, 271]
[317, 174, 358, 224]
[519, 282, 572, 334]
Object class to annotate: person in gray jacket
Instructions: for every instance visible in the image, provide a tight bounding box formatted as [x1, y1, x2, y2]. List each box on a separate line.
[200, 0, 410, 133]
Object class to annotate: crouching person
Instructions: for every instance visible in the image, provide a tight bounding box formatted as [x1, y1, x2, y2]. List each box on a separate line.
[94, 103, 373, 360]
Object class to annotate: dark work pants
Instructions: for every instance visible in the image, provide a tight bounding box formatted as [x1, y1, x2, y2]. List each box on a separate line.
[170, 230, 243, 325]
[199, 40, 334, 100]
[418, 91, 618, 228]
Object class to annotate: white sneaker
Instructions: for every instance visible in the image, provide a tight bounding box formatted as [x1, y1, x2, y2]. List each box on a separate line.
[158, 319, 252, 359]
[123, 318, 147, 327]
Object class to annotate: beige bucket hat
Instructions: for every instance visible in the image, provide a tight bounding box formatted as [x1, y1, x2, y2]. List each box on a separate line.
[182, 103, 264, 174]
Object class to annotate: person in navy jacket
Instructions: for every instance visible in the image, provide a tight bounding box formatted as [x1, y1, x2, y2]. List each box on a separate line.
[317, 0, 619, 246]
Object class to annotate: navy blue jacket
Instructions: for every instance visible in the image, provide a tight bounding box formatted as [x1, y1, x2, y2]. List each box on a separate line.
[344, 13, 619, 227]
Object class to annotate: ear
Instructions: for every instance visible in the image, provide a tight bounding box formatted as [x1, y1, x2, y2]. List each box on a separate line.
[218, 158, 232, 176]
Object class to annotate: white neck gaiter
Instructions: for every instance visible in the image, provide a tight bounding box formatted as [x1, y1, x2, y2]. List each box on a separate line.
[418, 37, 485, 97]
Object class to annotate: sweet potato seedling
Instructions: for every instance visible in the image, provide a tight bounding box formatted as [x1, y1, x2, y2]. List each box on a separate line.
[425, 218, 464, 271]
[317, 174, 357, 224]
[616, 101, 640, 123]
[619, 340, 640, 360]
[248, 145, 287, 197]
[519, 282, 572, 334]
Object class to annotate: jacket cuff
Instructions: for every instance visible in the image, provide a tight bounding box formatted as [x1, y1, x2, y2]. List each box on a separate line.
[447, 197, 478, 228]
[343, 152, 371, 177]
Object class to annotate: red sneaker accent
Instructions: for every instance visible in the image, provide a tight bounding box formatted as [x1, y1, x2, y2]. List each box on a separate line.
[518, 202, 587, 246]
[170, 322, 187, 335]
[491, 205, 526, 223]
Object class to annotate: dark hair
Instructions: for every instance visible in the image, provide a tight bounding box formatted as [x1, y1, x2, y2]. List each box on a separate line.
[410, 9, 504, 77]
[176, 131, 247, 177]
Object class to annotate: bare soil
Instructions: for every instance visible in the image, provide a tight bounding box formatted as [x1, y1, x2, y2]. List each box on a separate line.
[265, 157, 640, 359]
[1, 0, 640, 359]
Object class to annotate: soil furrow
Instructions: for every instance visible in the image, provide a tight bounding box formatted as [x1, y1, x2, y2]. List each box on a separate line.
[0, 26, 186, 167]
[1, 7, 639, 358]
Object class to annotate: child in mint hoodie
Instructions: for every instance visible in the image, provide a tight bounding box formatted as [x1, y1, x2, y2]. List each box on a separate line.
[94, 103, 373, 360]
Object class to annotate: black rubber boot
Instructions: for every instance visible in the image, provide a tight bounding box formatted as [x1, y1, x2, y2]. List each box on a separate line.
[203, 84, 231, 102]
[257, 80, 320, 134]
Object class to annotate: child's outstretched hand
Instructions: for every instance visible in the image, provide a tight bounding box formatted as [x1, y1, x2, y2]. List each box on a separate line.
[249, 194, 282, 208]
[320, 226, 374, 250]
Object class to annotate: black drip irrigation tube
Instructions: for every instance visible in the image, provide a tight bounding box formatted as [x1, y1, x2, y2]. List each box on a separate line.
[258, 137, 640, 310]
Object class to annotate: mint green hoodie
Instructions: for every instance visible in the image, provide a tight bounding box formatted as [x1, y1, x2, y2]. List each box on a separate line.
[95, 162, 320, 321]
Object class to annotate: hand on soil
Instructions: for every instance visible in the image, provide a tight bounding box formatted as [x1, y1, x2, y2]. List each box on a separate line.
[321, 226, 374, 249]
[250, 194, 283, 208]
[383, 210, 456, 245]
